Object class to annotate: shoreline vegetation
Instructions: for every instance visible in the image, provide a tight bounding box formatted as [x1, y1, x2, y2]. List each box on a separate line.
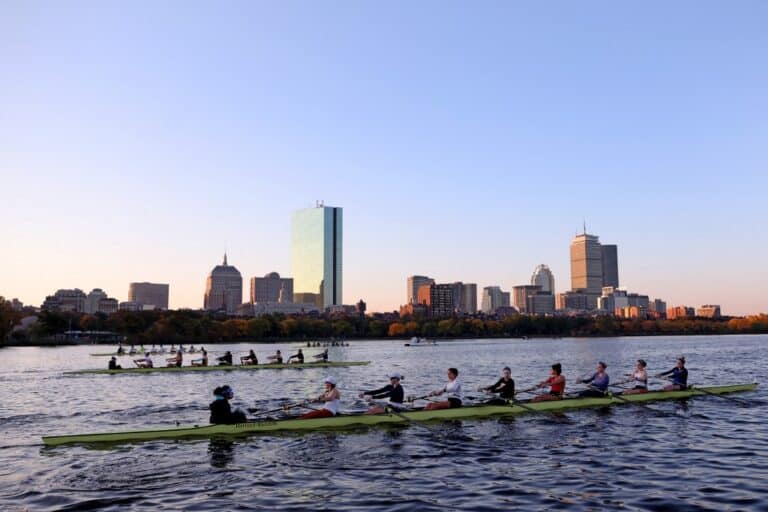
[2, 301, 767, 346]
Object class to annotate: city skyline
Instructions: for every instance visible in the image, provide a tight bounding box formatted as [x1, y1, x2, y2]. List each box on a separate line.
[1, 3, 767, 315]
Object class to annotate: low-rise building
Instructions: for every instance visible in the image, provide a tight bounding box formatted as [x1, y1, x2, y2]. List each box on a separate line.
[236, 302, 320, 317]
[557, 289, 590, 311]
[667, 306, 695, 320]
[696, 305, 722, 318]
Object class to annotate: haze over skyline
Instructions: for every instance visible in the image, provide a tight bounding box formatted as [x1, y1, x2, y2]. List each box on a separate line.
[1, 2, 766, 315]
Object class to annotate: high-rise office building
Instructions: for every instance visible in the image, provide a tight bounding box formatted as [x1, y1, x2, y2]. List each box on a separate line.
[461, 283, 478, 314]
[291, 204, 343, 309]
[601, 245, 619, 288]
[204, 253, 243, 315]
[512, 285, 542, 313]
[128, 282, 170, 310]
[481, 286, 504, 314]
[250, 272, 294, 304]
[531, 264, 555, 294]
[416, 283, 454, 318]
[407, 275, 435, 305]
[570, 232, 604, 308]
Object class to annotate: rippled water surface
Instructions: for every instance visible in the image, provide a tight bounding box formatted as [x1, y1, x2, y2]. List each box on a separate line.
[1, 335, 767, 511]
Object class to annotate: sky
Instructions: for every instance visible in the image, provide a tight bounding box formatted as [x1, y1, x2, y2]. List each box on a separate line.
[1, 1, 767, 315]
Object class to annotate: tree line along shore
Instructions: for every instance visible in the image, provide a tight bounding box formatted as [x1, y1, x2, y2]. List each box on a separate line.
[2, 304, 767, 346]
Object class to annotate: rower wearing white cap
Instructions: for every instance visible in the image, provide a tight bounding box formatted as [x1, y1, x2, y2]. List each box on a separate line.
[300, 376, 341, 419]
[360, 372, 406, 415]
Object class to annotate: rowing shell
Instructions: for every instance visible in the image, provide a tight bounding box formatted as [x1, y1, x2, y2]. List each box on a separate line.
[89, 351, 204, 357]
[66, 361, 370, 376]
[41, 383, 757, 446]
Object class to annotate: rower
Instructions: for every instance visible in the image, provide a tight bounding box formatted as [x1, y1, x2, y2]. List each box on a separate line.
[191, 348, 208, 367]
[240, 350, 258, 366]
[166, 350, 183, 368]
[299, 376, 341, 419]
[108, 356, 122, 370]
[209, 385, 247, 424]
[128, 344, 137, 355]
[189, 345, 196, 352]
[134, 354, 153, 368]
[481, 366, 515, 405]
[267, 350, 283, 364]
[577, 362, 609, 397]
[360, 372, 406, 414]
[313, 349, 329, 363]
[533, 363, 566, 402]
[658, 356, 688, 391]
[287, 349, 304, 364]
[116, 344, 124, 355]
[217, 351, 233, 366]
[622, 359, 649, 395]
[424, 368, 463, 410]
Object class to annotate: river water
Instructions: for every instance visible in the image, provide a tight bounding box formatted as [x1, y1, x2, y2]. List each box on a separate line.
[1, 335, 766, 511]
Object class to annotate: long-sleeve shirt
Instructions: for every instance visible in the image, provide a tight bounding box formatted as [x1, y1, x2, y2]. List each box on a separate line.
[660, 367, 688, 387]
[582, 372, 609, 391]
[486, 377, 515, 399]
[209, 398, 246, 424]
[363, 384, 404, 404]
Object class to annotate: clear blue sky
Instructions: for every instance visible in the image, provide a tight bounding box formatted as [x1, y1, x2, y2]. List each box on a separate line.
[1, 1, 766, 315]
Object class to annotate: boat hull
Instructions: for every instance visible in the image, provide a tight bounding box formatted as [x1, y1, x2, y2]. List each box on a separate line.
[66, 361, 370, 376]
[42, 383, 757, 446]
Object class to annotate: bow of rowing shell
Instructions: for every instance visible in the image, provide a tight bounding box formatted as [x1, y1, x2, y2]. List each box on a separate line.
[42, 383, 758, 446]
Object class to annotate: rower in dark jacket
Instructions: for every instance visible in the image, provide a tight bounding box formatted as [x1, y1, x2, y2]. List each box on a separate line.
[658, 357, 688, 391]
[361, 372, 406, 414]
[481, 366, 515, 405]
[209, 385, 247, 424]
[217, 351, 233, 366]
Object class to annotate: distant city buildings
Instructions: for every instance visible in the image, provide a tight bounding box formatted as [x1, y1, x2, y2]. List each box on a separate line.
[236, 301, 319, 317]
[481, 286, 509, 314]
[601, 245, 619, 289]
[697, 304, 722, 318]
[531, 264, 555, 295]
[512, 285, 540, 314]
[667, 305, 695, 320]
[407, 275, 434, 305]
[292, 203, 343, 309]
[84, 288, 107, 314]
[250, 272, 293, 304]
[416, 283, 454, 318]
[203, 253, 243, 315]
[569, 233, 604, 309]
[128, 282, 169, 310]
[459, 282, 478, 314]
[41, 288, 117, 314]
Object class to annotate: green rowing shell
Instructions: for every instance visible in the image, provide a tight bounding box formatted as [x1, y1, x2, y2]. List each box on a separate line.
[42, 383, 757, 446]
[66, 361, 370, 375]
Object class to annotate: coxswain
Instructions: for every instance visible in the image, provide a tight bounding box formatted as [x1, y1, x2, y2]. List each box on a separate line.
[287, 349, 304, 364]
[361, 372, 406, 414]
[191, 348, 208, 367]
[240, 350, 258, 366]
[108, 356, 122, 370]
[658, 357, 688, 391]
[166, 350, 183, 368]
[622, 359, 649, 395]
[533, 363, 566, 402]
[481, 366, 515, 405]
[209, 385, 247, 424]
[577, 362, 609, 397]
[424, 368, 463, 410]
[134, 354, 153, 368]
[267, 350, 283, 364]
[217, 351, 233, 366]
[299, 376, 341, 419]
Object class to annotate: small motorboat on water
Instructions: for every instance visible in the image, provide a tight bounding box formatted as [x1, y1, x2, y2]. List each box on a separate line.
[404, 337, 437, 347]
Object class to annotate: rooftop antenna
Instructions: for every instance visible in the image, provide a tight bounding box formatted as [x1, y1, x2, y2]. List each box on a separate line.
[583, 219, 587, 235]
[223, 243, 228, 265]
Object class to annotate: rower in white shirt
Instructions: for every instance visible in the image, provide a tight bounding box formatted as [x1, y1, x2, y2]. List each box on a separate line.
[425, 368, 463, 410]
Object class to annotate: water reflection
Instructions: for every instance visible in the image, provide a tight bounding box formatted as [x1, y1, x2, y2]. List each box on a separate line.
[208, 439, 235, 468]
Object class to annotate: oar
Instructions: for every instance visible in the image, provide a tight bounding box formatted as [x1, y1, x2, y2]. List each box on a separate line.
[514, 386, 539, 396]
[247, 401, 308, 417]
[382, 404, 442, 434]
[689, 385, 754, 407]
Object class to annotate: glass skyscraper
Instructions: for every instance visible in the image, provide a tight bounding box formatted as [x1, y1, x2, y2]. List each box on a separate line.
[291, 204, 343, 308]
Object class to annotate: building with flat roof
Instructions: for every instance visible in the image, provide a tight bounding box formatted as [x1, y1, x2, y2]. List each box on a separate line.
[601, 245, 619, 289]
[570, 233, 604, 308]
[513, 285, 541, 313]
[204, 253, 243, 315]
[667, 306, 695, 320]
[250, 272, 293, 304]
[696, 305, 722, 318]
[407, 276, 434, 305]
[128, 282, 169, 310]
[292, 204, 343, 309]
[460, 283, 477, 314]
[417, 283, 454, 318]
